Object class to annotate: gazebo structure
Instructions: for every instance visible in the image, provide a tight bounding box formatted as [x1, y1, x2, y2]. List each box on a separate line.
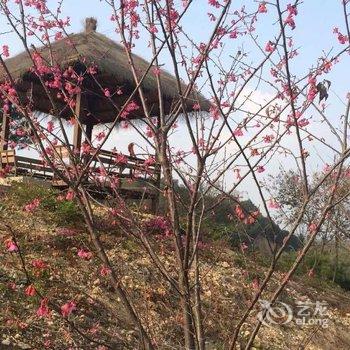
[0, 18, 209, 207]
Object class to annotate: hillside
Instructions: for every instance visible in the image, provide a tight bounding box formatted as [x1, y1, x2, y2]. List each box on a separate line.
[1, 185, 350, 350]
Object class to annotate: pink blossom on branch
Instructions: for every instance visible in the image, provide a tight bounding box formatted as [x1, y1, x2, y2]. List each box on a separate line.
[61, 300, 77, 317]
[32, 259, 48, 270]
[121, 100, 140, 118]
[265, 41, 275, 53]
[287, 4, 298, 16]
[258, 2, 267, 14]
[208, 0, 220, 8]
[149, 25, 158, 34]
[233, 128, 243, 136]
[308, 222, 318, 233]
[25, 284, 36, 297]
[1, 45, 10, 57]
[268, 199, 280, 209]
[5, 239, 18, 252]
[100, 266, 111, 277]
[103, 88, 111, 97]
[46, 121, 54, 133]
[37, 298, 51, 318]
[256, 165, 265, 173]
[209, 105, 220, 120]
[65, 190, 75, 201]
[24, 198, 41, 213]
[77, 249, 93, 260]
[284, 14, 296, 30]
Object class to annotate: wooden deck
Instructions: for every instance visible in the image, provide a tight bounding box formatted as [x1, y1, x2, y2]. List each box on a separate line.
[0, 149, 161, 209]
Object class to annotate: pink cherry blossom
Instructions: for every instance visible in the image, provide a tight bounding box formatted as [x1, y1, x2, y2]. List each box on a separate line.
[256, 165, 265, 173]
[61, 301, 76, 317]
[337, 32, 348, 44]
[145, 126, 154, 138]
[77, 249, 93, 260]
[144, 157, 156, 166]
[149, 25, 158, 34]
[258, 2, 267, 13]
[208, 0, 220, 8]
[81, 142, 92, 155]
[37, 298, 51, 318]
[209, 106, 220, 120]
[268, 199, 280, 209]
[65, 190, 75, 201]
[308, 222, 317, 233]
[121, 101, 140, 118]
[287, 4, 298, 16]
[95, 132, 105, 142]
[100, 266, 111, 277]
[114, 153, 128, 165]
[2, 45, 10, 58]
[24, 198, 40, 213]
[47, 121, 54, 133]
[265, 41, 275, 53]
[32, 259, 47, 270]
[233, 128, 243, 136]
[229, 29, 238, 39]
[5, 239, 18, 252]
[25, 285, 36, 297]
[103, 88, 111, 97]
[284, 14, 296, 30]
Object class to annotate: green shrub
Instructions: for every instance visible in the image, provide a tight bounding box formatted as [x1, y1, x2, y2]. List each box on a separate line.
[276, 247, 350, 291]
[6, 182, 82, 226]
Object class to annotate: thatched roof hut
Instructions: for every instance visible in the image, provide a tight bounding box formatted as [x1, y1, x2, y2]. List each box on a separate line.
[0, 18, 210, 125]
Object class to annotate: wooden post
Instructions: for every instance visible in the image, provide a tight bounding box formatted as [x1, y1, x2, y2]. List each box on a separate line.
[85, 122, 93, 142]
[0, 111, 10, 151]
[83, 122, 93, 165]
[72, 93, 83, 152]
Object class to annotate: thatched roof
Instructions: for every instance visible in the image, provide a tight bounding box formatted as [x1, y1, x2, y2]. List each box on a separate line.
[0, 18, 210, 124]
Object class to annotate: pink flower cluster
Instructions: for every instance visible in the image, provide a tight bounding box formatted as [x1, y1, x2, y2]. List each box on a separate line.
[5, 239, 18, 252]
[121, 101, 140, 118]
[77, 249, 93, 260]
[37, 298, 51, 318]
[284, 4, 298, 30]
[258, 2, 267, 14]
[24, 198, 41, 213]
[307, 75, 317, 102]
[32, 259, 47, 270]
[25, 284, 36, 297]
[333, 27, 349, 45]
[265, 41, 275, 53]
[1, 45, 10, 58]
[61, 300, 76, 317]
[208, 0, 220, 8]
[234, 205, 260, 225]
[143, 216, 173, 236]
[0, 82, 18, 113]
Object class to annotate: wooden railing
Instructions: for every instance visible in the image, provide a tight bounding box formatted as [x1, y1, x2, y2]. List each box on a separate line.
[1, 150, 54, 179]
[88, 148, 160, 183]
[1, 149, 161, 189]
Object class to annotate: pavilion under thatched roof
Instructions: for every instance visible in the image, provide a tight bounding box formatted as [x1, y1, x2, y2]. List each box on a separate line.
[0, 18, 210, 125]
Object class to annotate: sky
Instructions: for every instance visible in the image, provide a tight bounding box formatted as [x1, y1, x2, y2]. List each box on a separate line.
[0, 0, 349, 209]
